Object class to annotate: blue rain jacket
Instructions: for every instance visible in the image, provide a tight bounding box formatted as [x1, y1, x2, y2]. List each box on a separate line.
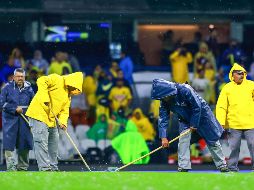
[151, 79, 223, 145]
[0, 81, 34, 150]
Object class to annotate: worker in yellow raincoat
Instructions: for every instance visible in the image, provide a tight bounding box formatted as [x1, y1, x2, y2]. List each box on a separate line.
[26, 72, 83, 171]
[216, 63, 254, 171]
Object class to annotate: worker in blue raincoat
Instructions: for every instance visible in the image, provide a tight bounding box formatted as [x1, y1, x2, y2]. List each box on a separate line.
[151, 78, 229, 172]
[0, 68, 34, 171]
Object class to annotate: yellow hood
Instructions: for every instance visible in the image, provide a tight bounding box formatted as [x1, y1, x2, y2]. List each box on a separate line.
[131, 108, 156, 141]
[199, 42, 208, 52]
[229, 63, 247, 82]
[63, 72, 83, 92]
[133, 108, 145, 119]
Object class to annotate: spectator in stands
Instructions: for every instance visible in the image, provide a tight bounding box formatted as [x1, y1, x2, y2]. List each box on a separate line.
[169, 44, 193, 83]
[151, 78, 229, 172]
[96, 70, 113, 120]
[204, 61, 217, 105]
[0, 68, 34, 171]
[113, 69, 132, 93]
[87, 114, 108, 143]
[215, 67, 227, 100]
[149, 100, 160, 120]
[108, 61, 119, 79]
[191, 32, 203, 55]
[216, 63, 254, 172]
[111, 119, 150, 164]
[27, 67, 39, 93]
[248, 62, 254, 81]
[107, 109, 127, 139]
[96, 70, 113, 100]
[158, 30, 175, 53]
[108, 78, 132, 113]
[222, 39, 246, 68]
[107, 113, 122, 140]
[70, 92, 88, 128]
[93, 65, 103, 82]
[191, 68, 211, 103]
[29, 50, 49, 75]
[0, 57, 18, 83]
[10, 48, 25, 68]
[194, 42, 216, 77]
[158, 30, 175, 65]
[48, 51, 72, 75]
[221, 39, 247, 81]
[119, 51, 134, 85]
[82, 74, 97, 125]
[206, 27, 219, 57]
[68, 54, 81, 72]
[96, 96, 110, 121]
[131, 108, 156, 141]
[26, 72, 83, 171]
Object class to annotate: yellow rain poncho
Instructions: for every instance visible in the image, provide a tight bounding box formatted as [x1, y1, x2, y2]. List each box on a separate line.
[131, 108, 156, 141]
[26, 72, 83, 127]
[216, 63, 254, 129]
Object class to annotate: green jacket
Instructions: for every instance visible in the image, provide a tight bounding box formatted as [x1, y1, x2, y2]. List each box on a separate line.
[112, 120, 150, 164]
[87, 114, 108, 142]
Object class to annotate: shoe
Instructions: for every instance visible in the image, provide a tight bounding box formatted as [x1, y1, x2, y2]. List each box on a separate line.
[229, 169, 238, 172]
[178, 167, 190, 172]
[52, 169, 61, 172]
[219, 166, 230, 173]
[228, 167, 239, 172]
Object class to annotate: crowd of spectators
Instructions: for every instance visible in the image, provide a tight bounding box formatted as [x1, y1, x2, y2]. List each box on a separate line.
[0, 28, 253, 164]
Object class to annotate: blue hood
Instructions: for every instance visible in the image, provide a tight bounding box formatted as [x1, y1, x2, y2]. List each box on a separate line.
[151, 79, 177, 100]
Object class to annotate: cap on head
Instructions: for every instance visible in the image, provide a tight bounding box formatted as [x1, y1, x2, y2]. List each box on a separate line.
[232, 70, 245, 75]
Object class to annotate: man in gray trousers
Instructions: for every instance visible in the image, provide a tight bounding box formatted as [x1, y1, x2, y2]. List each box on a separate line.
[0, 68, 34, 171]
[216, 63, 254, 172]
[151, 79, 229, 172]
[26, 72, 83, 171]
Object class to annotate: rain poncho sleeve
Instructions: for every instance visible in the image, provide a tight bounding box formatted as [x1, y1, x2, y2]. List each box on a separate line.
[158, 101, 169, 138]
[58, 99, 71, 126]
[215, 87, 228, 126]
[0, 87, 17, 115]
[182, 87, 202, 128]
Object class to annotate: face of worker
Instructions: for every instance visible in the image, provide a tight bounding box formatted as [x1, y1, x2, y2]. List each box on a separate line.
[232, 71, 244, 84]
[162, 95, 174, 102]
[68, 86, 81, 96]
[13, 71, 25, 87]
[135, 112, 141, 120]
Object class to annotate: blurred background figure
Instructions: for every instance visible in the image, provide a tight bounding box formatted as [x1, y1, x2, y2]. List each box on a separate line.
[191, 68, 211, 103]
[29, 50, 49, 75]
[131, 108, 155, 142]
[48, 51, 72, 75]
[108, 78, 132, 113]
[0, 57, 17, 84]
[119, 51, 134, 85]
[221, 39, 247, 80]
[170, 44, 193, 83]
[87, 114, 108, 143]
[10, 48, 25, 68]
[111, 120, 150, 164]
[158, 30, 175, 65]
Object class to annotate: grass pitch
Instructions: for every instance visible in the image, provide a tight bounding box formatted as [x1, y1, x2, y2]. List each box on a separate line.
[0, 172, 253, 190]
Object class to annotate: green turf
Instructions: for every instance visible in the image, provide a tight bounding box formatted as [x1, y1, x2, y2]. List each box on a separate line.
[0, 172, 253, 190]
